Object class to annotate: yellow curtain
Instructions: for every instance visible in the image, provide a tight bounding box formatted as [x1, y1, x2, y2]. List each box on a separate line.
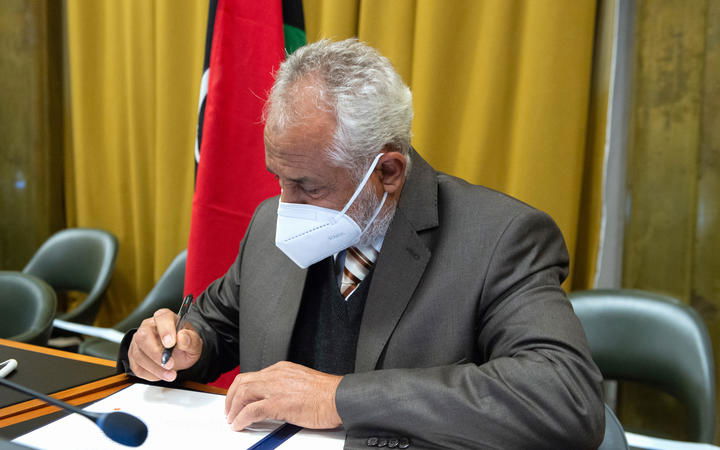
[64, 0, 606, 325]
[64, 0, 207, 325]
[304, 0, 605, 289]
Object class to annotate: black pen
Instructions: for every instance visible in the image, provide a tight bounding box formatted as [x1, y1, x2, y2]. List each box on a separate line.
[161, 294, 194, 366]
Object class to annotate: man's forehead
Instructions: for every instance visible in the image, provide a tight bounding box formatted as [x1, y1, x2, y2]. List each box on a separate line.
[265, 134, 333, 177]
[264, 123, 334, 167]
[264, 110, 335, 145]
[265, 144, 320, 167]
[265, 126, 328, 156]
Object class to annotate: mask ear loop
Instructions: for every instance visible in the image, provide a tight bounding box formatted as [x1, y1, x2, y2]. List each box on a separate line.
[361, 191, 388, 234]
[338, 153, 384, 216]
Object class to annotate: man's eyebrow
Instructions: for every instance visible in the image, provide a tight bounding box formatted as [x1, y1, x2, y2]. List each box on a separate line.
[266, 167, 312, 184]
[289, 176, 312, 184]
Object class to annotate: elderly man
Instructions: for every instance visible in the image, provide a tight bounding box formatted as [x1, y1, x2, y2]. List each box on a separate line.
[123, 39, 604, 449]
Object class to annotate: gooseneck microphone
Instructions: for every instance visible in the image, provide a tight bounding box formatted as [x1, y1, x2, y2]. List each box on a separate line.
[0, 377, 147, 447]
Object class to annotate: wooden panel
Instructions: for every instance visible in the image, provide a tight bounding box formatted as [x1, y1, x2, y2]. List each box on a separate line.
[623, 0, 707, 302]
[182, 381, 228, 395]
[0, 338, 116, 367]
[621, 0, 714, 441]
[692, 0, 720, 441]
[0, 0, 65, 270]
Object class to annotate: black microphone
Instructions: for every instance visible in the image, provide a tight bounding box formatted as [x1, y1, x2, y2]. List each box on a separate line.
[0, 376, 147, 447]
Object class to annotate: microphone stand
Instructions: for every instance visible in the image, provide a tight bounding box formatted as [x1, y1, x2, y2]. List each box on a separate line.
[0, 376, 147, 447]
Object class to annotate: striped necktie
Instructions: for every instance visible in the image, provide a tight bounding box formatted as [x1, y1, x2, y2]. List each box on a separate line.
[340, 245, 378, 299]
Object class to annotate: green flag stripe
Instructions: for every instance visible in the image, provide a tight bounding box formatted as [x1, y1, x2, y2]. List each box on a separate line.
[283, 24, 306, 55]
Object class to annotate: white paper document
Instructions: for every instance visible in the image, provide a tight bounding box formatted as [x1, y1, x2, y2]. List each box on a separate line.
[14, 383, 344, 449]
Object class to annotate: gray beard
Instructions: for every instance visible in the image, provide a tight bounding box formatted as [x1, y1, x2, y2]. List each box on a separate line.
[348, 184, 396, 249]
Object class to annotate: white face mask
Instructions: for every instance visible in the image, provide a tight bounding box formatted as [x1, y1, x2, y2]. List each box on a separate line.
[275, 153, 388, 269]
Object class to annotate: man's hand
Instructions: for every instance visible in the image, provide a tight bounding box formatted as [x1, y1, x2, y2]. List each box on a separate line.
[225, 361, 343, 431]
[127, 308, 203, 382]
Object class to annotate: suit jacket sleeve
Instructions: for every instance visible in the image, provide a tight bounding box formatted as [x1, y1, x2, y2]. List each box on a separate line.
[177, 253, 242, 382]
[336, 209, 605, 449]
[174, 205, 266, 382]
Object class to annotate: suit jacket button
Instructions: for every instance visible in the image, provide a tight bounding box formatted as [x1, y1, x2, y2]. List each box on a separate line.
[367, 437, 378, 446]
[398, 438, 410, 448]
[388, 438, 399, 448]
[377, 438, 388, 447]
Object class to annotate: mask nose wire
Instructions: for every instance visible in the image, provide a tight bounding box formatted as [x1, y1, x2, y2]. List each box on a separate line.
[338, 153, 384, 216]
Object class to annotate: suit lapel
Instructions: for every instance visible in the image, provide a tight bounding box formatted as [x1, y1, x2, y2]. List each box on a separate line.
[260, 262, 307, 368]
[355, 149, 439, 372]
[355, 209, 431, 372]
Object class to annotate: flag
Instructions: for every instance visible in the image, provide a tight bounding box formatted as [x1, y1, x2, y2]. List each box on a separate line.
[282, 0, 306, 54]
[186, 0, 305, 387]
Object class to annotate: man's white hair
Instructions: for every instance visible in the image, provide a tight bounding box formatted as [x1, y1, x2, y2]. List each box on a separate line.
[265, 39, 413, 178]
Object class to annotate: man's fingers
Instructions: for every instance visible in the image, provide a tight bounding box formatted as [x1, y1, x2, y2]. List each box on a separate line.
[176, 329, 202, 354]
[153, 308, 178, 348]
[131, 340, 176, 382]
[226, 388, 260, 424]
[127, 312, 189, 381]
[226, 379, 264, 423]
[166, 328, 203, 371]
[129, 360, 161, 382]
[225, 375, 241, 415]
[225, 372, 257, 415]
[231, 400, 272, 431]
[136, 343, 177, 381]
[133, 321, 165, 357]
[223, 362, 343, 430]
[131, 319, 167, 369]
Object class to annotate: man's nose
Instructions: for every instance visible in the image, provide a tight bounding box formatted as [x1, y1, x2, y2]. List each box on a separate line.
[279, 190, 304, 204]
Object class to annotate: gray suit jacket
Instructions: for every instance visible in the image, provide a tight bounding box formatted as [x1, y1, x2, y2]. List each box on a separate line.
[182, 150, 605, 449]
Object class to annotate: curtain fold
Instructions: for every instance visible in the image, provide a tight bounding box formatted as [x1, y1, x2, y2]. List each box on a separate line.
[64, 0, 207, 324]
[304, 0, 603, 288]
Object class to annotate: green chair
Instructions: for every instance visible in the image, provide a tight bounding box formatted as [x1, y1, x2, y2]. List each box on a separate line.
[0, 272, 57, 345]
[23, 228, 118, 325]
[569, 289, 715, 443]
[79, 250, 186, 360]
[599, 404, 628, 450]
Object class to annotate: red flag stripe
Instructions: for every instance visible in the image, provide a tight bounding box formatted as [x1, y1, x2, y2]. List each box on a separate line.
[185, 0, 284, 299]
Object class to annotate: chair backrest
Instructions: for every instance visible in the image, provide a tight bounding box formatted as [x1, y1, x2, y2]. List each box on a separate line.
[23, 228, 118, 325]
[599, 404, 628, 450]
[569, 289, 715, 443]
[113, 250, 187, 332]
[0, 272, 57, 345]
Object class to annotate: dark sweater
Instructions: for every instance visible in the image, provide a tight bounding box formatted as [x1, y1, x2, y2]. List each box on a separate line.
[288, 256, 373, 375]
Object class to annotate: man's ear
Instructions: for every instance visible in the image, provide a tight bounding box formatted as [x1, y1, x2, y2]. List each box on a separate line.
[377, 146, 407, 194]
